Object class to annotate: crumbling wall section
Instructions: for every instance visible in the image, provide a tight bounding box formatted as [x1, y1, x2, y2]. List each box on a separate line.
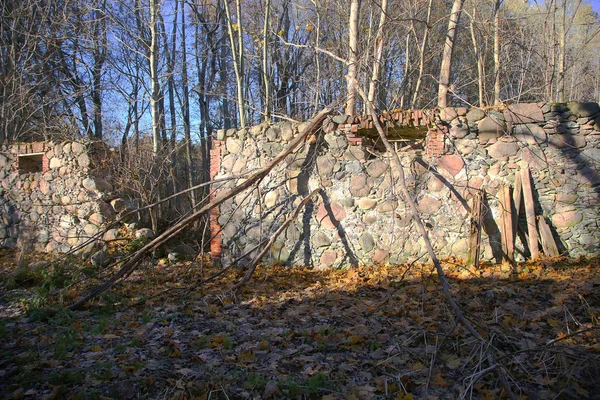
[0, 141, 114, 253]
[211, 102, 600, 267]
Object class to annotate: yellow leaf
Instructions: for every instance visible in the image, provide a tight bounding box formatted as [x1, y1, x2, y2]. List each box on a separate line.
[237, 351, 256, 363]
[306, 23, 314, 31]
[547, 319, 561, 327]
[258, 339, 270, 350]
[91, 345, 102, 352]
[410, 361, 424, 371]
[278, 29, 285, 36]
[433, 374, 450, 388]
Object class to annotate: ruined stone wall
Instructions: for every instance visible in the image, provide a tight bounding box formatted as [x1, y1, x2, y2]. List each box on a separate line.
[0, 141, 115, 253]
[211, 102, 600, 267]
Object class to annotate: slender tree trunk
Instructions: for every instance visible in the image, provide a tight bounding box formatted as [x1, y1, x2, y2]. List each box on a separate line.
[367, 0, 388, 106]
[438, 0, 465, 108]
[558, 0, 567, 102]
[400, 33, 410, 109]
[149, 0, 162, 155]
[91, 1, 106, 140]
[223, 0, 246, 127]
[412, 0, 433, 108]
[493, 0, 502, 105]
[262, 0, 271, 122]
[344, 0, 360, 116]
[469, 5, 485, 107]
[181, 0, 196, 208]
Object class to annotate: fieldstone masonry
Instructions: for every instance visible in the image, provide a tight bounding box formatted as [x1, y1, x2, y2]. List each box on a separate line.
[211, 102, 600, 267]
[0, 141, 114, 253]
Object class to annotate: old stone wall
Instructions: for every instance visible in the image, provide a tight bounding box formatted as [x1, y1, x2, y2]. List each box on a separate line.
[212, 102, 599, 267]
[0, 141, 115, 253]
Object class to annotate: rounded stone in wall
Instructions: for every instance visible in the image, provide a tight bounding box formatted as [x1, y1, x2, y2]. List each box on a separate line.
[438, 154, 465, 177]
[72, 142, 85, 155]
[77, 153, 90, 168]
[88, 212, 104, 226]
[366, 160, 388, 178]
[372, 249, 390, 265]
[349, 175, 372, 197]
[83, 224, 99, 237]
[376, 199, 397, 213]
[552, 211, 583, 228]
[487, 140, 520, 160]
[418, 195, 442, 215]
[313, 231, 331, 248]
[359, 232, 375, 252]
[226, 137, 243, 154]
[358, 197, 377, 210]
[316, 201, 346, 230]
[317, 155, 335, 176]
[320, 250, 339, 268]
[466, 108, 485, 122]
[478, 115, 507, 144]
[49, 158, 63, 169]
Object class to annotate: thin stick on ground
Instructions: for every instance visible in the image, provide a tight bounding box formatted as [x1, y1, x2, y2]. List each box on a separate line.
[69, 108, 333, 310]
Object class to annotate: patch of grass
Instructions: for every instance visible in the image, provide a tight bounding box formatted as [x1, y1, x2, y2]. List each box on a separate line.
[125, 237, 148, 253]
[306, 373, 333, 394]
[48, 369, 85, 385]
[91, 316, 109, 334]
[192, 335, 210, 350]
[245, 373, 267, 391]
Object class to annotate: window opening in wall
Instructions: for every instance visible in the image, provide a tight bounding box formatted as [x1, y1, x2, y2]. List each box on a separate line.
[18, 153, 44, 173]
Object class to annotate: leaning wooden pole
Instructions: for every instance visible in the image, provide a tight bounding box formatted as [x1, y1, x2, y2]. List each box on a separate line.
[69, 108, 333, 310]
[521, 165, 539, 260]
[353, 82, 516, 399]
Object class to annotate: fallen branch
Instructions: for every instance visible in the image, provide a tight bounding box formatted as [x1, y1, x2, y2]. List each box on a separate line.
[232, 189, 320, 294]
[69, 108, 333, 310]
[353, 82, 516, 399]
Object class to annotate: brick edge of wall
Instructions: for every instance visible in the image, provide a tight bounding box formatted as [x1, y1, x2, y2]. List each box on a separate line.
[209, 139, 223, 263]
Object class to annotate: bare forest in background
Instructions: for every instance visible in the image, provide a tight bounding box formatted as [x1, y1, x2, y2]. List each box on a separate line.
[2, 0, 600, 224]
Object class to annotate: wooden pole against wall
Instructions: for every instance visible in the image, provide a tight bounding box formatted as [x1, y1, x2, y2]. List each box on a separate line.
[538, 216, 559, 257]
[468, 190, 484, 268]
[521, 166, 539, 260]
[499, 185, 514, 262]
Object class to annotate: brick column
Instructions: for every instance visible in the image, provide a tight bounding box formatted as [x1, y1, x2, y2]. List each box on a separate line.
[426, 127, 447, 156]
[209, 139, 223, 263]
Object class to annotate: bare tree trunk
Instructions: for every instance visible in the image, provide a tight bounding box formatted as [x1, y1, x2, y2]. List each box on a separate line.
[438, 0, 465, 108]
[493, 0, 502, 105]
[149, 0, 162, 155]
[91, 0, 107, 140]
[344, 0, 360, 116]
[412, 0, 433, 108]
[223, 0, 246, 127]
[367, 0, 388, 106]
[180, 0, 196, 208]
[558, 0, 567, 102]
[262, 0, 271, 122]
[469, 5, 485, 107]
[400, 32, 410, 109]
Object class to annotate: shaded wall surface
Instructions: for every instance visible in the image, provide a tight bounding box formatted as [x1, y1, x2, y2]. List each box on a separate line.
[0, 141, 114, 253]
[211, 102, 599, 267]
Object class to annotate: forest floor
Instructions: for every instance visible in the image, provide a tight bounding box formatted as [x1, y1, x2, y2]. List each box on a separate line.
[0, 249, 599, 399]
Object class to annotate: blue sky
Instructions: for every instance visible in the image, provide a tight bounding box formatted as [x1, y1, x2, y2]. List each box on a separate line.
[589, 0, 600, 14]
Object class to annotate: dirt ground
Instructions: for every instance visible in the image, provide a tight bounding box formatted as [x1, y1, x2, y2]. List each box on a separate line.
[1, 250, 599, 399]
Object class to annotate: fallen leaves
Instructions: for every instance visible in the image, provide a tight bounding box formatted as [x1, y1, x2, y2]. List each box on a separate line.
[1, 256, 599, 398]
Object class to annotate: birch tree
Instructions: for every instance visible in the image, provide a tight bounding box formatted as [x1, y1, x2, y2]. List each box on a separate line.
[438, 0, 466, 108]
